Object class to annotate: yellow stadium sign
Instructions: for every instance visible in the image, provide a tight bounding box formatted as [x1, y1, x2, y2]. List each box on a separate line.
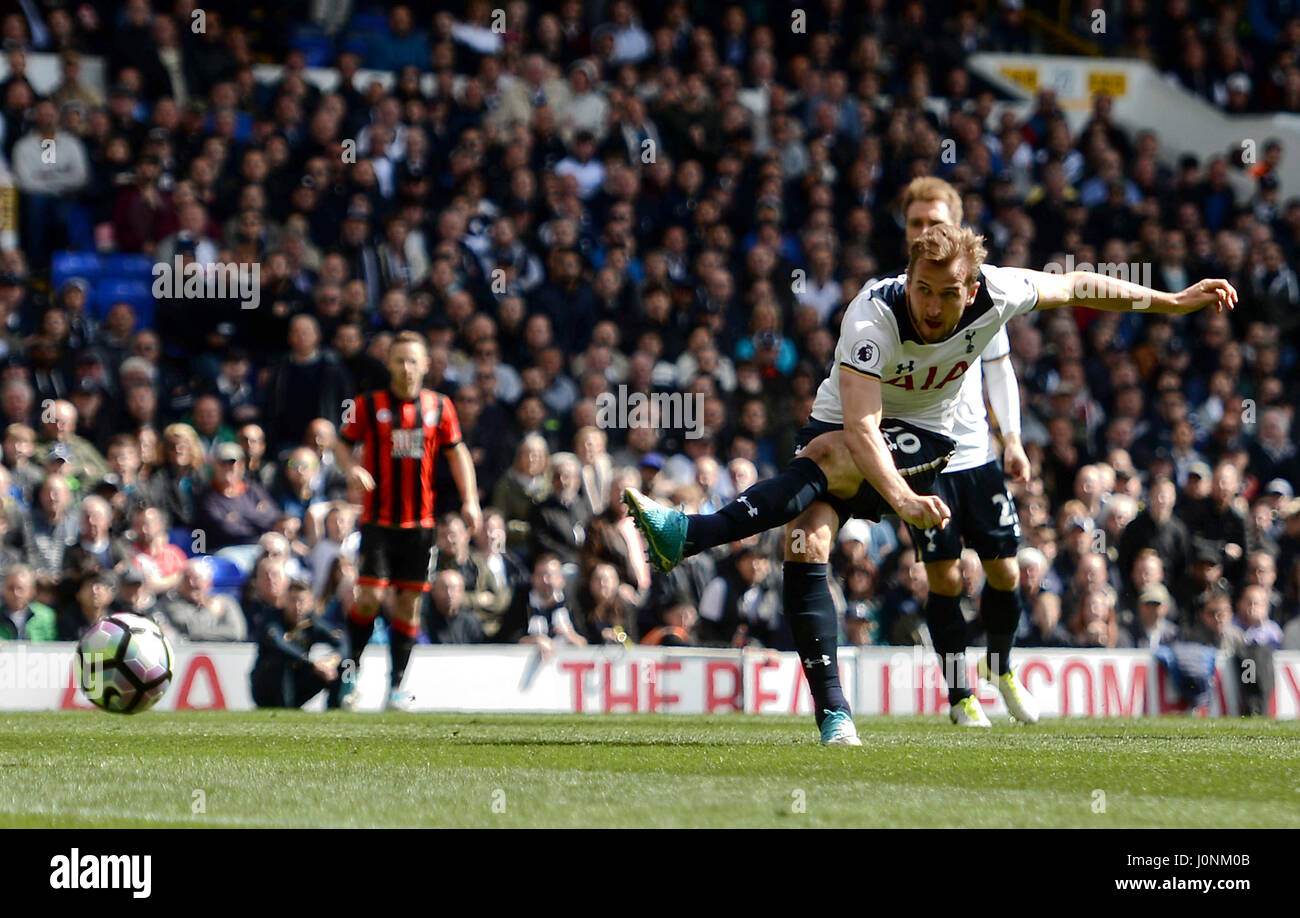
[1001, 67, 1039, 92]
[1087, 71, 1127, 97]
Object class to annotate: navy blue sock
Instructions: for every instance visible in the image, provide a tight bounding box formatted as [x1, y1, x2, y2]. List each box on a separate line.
[981, 584, 1021, 676]
[926, 592, 971, 706]
[783, 561, 850, 727]
[686, 458, 827, 554]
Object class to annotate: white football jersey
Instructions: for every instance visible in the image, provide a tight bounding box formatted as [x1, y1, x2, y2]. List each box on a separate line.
[945, 326, 1013, 473]
[810, 266, 1039, 440]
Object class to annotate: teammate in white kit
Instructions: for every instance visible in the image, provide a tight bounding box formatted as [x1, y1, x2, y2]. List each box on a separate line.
[625, 220, 1237, 745]
[878, 179, 1036, 728]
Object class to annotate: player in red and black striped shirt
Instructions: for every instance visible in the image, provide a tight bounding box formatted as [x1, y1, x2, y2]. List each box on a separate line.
[335, 331, 481, 709]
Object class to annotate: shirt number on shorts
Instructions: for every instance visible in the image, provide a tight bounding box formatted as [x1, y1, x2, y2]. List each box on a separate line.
[992, 492, 1021, 536]
[883, 426, 921, 454]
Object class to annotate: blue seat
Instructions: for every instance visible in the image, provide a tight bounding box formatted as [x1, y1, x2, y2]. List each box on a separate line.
[170, 526, 196, 557]
[339, 38, 369, 59]
[95, 277, 155, 329]
[100, 253, 154, 278]
[207, 556, 247, 597]
[291, 34, 335, 68]
[349, 12, 389, 32]
[51, 251, 101, 290]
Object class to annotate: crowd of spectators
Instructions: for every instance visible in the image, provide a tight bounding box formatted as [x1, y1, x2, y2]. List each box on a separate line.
[0, 2, 1298, 698]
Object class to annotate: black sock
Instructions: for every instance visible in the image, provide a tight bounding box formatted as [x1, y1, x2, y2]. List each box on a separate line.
[926, 592, 971, 706]
[982, 584, 1021, 676]
[389, 627, 415, 689]
[345, 611, 373, 671]
[685, 458, 828, 554]
[784, 561, 850, 727]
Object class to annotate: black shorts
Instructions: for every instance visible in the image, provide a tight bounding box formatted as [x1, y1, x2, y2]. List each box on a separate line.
[911, 460, 1022, 563]
[357, 524, 435, 592]
[793, 417, 955, 525]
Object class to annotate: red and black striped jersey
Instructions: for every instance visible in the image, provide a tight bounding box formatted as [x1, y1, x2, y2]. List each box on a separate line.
[340, 388, 463, 529]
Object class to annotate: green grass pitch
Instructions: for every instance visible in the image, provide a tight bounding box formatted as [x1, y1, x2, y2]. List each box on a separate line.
[2, 712, 1298, 828]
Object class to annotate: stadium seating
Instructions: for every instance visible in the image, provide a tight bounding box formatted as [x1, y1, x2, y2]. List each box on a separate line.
[52, 250, 157, 328]
[289, 28, 335, 68]
[206, 555, 247, 598]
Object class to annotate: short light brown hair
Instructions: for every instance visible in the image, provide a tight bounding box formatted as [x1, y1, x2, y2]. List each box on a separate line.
[902, 176, 963, 225]
[392, 330, 428, 352]
[908, 223, 987, 287]
[3, 423, 34, 443]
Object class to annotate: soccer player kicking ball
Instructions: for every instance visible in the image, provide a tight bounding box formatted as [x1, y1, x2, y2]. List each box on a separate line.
[335, 331, 482, 710]
[625, 223, 1236, 745]
[892, 178, 1037, 728]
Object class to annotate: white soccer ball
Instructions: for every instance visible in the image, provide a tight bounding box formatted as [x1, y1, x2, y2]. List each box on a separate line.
[74, 613, 175, 714]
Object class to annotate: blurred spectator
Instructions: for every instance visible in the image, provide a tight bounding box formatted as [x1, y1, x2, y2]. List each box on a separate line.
[1186, 590, 1245, 656]
[492, 434, 550, 544]
[57, 570, 114, 641]
[13, 99, 89, 268]
[0, 564, 58, 641]
[18, 474, 79, 580]
[145, 423, 207, 528]
[250, 579, 348, 709]
[879, 550, 931, 646]
[194, 443, 280, 551]
[527, 450, 589, 564]
[1238, 585, 1283, 649]
[474, 507, 528, 597]
[698, 541, 786, 649]
[424, 569, 486, 644]
[432, 512, 509, 637]
[236, 424, 276, 491]
[270, 447, 329, 521]
[640, 603, 697, 646]
[1179, 461, 1248, 574]
[574, 426, 613, 516]
[840, 559, 882, 646]
[1070, 586, 1129, 649]
[61, 494, 130, 578]
[1022, 592, 1071, 647]
[499, 553, 586, 650]
[241, 553, 291, 635]
[575, 562, 637, 645]
[2, 423, 42, 496]
[158, 558, 247, 642]
[110, 565, 159, 624]
[1127, 584, 1180, 649]
[128, 504, 186, 595]
[262, 315, 354, 456]
[38, 399, 109, 487]
[305, 501, 358, 595]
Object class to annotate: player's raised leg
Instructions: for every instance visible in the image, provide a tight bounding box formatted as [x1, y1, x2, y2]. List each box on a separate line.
[784, 501, 860, 745]
[624, 423, 952, 573]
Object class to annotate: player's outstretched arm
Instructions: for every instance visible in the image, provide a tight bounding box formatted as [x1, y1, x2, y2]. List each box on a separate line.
[1031, 271, 1238, 315]
[840, 369, 951, 531]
